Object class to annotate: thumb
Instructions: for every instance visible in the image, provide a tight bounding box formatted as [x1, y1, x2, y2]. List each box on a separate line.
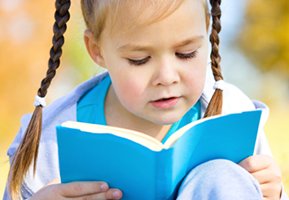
[44, 178, 61, 187]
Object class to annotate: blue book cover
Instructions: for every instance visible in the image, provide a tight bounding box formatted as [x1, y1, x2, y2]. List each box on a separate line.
[57, 110, 262, 200]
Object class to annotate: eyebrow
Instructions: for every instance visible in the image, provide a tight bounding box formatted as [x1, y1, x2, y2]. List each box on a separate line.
[116, 35, 204, 52]
[173, 35, 204, 49]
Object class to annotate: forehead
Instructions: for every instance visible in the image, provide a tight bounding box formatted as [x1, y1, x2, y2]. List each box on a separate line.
[101, 0, 207, 41]
[100, 0, 207, 50]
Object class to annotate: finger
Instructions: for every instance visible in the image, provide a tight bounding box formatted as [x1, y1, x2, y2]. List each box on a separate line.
[105, 188, 122, 200]
[260, 182, 282, 199]
[250, 165, 282, 185]
[72, 189, 123, 200]
[238, 155, 272, 173]
[57, 181, 109, 197]
[251, 169, 275, 184]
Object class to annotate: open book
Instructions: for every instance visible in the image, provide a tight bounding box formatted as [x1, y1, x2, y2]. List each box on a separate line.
[57, 110, 262, 200]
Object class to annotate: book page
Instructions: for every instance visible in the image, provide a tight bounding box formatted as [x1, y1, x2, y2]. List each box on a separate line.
[163, 115, 220, 148]
[61, 121, 165, 151]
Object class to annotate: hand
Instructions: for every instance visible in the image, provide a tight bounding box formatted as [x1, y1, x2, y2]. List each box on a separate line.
[30, 178, 123, 200]
[238, 155, 282, 200]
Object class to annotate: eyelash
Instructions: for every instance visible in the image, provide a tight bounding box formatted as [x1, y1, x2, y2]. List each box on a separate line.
[128, 57, 150, 66]
[128, 51, 198, 66]
[176, 51, 197, 60]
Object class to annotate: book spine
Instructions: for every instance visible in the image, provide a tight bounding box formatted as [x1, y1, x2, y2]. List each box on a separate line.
[155, 149, 174, 200]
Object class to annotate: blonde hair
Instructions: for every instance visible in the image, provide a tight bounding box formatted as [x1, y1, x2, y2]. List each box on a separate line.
[81, 0, 210, 41]
[8, 0, 222, 199]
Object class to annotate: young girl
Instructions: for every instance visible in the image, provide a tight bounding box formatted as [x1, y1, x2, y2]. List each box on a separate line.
[4, 0, 288, 199]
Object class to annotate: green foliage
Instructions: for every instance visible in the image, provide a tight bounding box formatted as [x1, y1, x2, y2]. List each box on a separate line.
[237, 0, 289, 76]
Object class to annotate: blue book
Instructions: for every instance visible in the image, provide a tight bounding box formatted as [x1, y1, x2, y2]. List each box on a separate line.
[57, 110, 262, 200]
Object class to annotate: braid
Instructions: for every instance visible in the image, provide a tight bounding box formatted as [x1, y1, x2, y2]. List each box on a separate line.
[39, 0, 71, 97]
[204, 0, 223, 118]
[8, 0, 71, 199]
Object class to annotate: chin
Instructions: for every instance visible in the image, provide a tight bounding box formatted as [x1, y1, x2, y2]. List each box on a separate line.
[151, 115, 182, 125]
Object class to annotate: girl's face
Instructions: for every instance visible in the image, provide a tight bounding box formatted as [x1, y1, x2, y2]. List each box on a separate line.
[91, 0, 208, 125]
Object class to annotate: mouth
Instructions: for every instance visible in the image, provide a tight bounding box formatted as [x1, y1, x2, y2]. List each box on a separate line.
[150, 97, 180, 109]
[154, 97, 176, 102]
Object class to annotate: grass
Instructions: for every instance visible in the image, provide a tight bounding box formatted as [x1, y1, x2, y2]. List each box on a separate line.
[0, 108, 288, 197]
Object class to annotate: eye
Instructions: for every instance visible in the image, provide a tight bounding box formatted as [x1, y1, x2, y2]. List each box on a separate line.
[128, 57, 150, 66]
[176, 51, 198, 60]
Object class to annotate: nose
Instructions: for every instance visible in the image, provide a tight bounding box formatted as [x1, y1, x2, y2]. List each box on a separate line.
[152, 61, 180, 87]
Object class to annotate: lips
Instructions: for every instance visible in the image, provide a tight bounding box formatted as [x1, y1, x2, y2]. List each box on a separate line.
[155, 97, 175, 102]
[150, 97, 180, 109]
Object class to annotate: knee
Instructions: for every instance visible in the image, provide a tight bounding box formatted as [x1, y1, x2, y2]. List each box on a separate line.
[177, 159, 263, 200]
[202, 159, 241, 170]
[180, 159, 261, 192]
[184, 159, 247, 182]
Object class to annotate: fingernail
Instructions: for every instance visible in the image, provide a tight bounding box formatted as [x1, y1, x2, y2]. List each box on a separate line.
[113, 190, 121, 198]
[101, 183, 108, 191]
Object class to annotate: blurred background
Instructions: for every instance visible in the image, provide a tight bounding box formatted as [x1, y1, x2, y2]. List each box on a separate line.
[0, 0, 288, 197]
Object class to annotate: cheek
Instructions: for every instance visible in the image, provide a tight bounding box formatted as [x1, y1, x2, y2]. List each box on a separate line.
[106, 55, 151, 112]
[114, 76, 147, 110]
[183, 55, 207, 97]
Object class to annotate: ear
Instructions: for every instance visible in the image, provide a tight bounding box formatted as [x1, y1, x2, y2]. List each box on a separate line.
[84, 30, 106, 68]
